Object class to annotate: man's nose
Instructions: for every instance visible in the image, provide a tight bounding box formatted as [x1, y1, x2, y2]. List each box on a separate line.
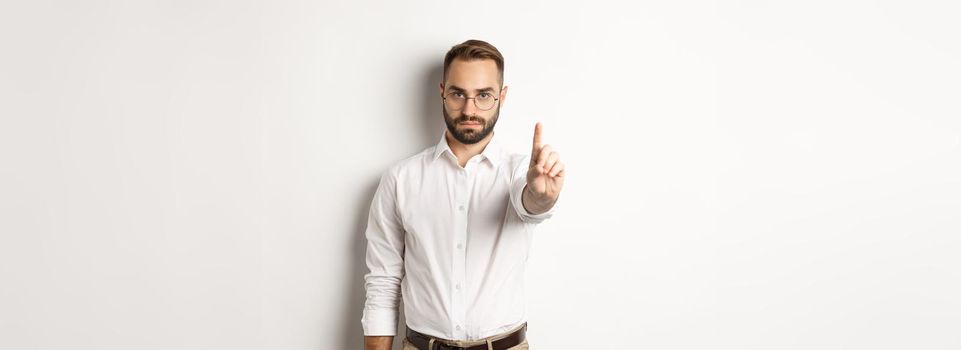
[462, 98, 480, 114]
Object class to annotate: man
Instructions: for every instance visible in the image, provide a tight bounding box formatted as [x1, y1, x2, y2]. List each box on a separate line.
[362, 39, 565, 350]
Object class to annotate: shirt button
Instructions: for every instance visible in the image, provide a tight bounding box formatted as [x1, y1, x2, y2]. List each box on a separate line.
[455, 283, 461, 290]
[457, 243, 463, 249]
[456, 325, 462, 330]
[458, 205, 465, 211]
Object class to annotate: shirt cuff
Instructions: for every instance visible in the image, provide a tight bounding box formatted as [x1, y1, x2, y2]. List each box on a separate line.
[511, 180, 556, 224]
[361, 308, 399, 336]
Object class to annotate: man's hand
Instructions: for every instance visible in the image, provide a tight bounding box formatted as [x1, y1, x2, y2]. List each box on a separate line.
[364, 336, 393, 350]
[523, 122, 564, 214]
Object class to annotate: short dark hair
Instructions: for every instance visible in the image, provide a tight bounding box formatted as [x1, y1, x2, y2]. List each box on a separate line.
[443, 39, 505, 86]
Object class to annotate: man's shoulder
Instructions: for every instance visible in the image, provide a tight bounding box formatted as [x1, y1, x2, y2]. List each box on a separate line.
[504, 152, 529, 167]
[381, 145, 436, 179]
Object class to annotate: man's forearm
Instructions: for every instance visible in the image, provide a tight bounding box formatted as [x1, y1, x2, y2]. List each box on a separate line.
[365, 336, 393, 350]
[522, 184, 556, 215]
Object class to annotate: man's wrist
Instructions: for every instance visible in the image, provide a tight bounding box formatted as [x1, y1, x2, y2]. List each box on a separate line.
[364, 336, 394, 350]
[523, 184, 556, 215]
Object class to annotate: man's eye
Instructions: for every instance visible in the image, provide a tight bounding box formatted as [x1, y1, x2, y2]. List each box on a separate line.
[451, 92, 465, 98]
[478, 93, 492, 99]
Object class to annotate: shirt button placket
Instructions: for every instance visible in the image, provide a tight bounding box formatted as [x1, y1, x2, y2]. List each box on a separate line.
[451, 168, 469, 339]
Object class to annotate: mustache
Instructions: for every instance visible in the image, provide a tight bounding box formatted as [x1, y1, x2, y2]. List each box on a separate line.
[455, 116, 486, 124]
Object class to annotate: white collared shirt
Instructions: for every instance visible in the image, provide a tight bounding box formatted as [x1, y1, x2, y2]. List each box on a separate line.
[361, 130, 557, 340]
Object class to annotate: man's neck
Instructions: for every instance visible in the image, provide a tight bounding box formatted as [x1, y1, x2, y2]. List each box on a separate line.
[445, 130, 493, 168]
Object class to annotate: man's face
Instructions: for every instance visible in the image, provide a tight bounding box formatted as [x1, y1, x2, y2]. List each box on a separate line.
[440, 58, 508, 145]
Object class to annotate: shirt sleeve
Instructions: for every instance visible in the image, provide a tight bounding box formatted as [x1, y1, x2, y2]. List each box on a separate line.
[361, 170, 406, 336]
[509, 155, 557, 224]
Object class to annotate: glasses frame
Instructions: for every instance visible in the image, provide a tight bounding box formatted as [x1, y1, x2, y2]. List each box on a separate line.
[442, 90, 501, 111]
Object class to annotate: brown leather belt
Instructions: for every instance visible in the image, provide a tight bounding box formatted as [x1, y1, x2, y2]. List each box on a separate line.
[405, 323, 526, 350]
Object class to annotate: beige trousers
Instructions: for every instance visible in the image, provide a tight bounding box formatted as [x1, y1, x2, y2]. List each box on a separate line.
[401, 323, 530, 350]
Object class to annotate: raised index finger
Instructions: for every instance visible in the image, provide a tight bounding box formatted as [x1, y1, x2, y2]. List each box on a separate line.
[532, 122, 543, 156]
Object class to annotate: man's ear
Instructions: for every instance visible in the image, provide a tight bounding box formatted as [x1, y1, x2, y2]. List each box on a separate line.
[438, 83, 445, 98]
[500, 85, 509, 104]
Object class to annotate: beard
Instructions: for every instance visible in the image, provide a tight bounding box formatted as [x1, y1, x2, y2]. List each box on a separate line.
[443, 105, 500, 145]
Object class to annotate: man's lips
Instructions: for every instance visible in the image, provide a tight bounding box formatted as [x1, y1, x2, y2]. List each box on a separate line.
[459, 121, 481, 126]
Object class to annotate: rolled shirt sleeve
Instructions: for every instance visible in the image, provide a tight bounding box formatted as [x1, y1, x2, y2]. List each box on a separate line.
[361, 170, 406, 336]
[509, 155, 557, 224]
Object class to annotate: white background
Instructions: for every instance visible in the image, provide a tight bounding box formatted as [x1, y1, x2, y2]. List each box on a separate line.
[1, 1, 959, 349]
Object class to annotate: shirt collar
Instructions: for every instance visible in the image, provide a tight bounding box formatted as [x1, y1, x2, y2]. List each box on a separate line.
[432, 130, 502, 165]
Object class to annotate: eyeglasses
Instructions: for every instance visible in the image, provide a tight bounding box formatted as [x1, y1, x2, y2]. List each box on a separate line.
[443, 91, 500, 111]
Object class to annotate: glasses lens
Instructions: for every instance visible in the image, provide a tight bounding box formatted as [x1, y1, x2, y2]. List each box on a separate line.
[445, 95, 465, 110]
[476, 96, 495, 110]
